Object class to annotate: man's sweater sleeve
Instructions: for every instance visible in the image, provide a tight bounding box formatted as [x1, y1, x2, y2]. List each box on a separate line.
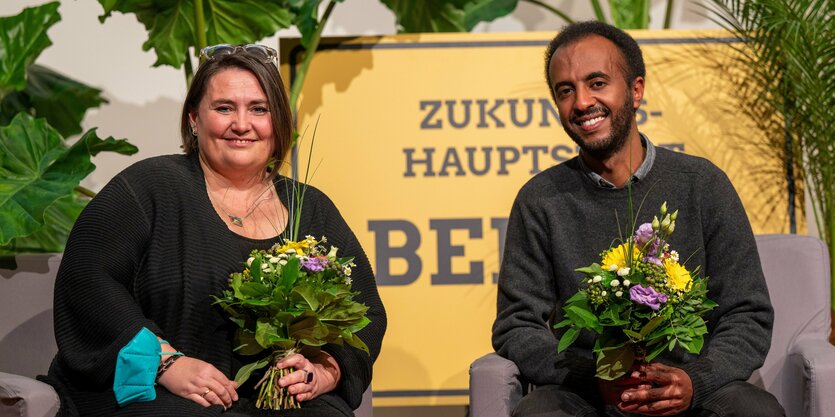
[491, 186, 595, 388]
[680, 168, 774, 407]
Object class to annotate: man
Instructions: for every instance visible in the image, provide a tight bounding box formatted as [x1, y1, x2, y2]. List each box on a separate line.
[492, 21, 785, 416]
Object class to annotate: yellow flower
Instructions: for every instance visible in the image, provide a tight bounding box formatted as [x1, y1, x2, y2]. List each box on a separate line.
[275, 238, 318, 255]
[601, 244, 640, 271]
[664, 258, 692, 291]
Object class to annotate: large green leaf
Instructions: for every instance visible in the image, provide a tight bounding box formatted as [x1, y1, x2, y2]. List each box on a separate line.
[609, 0, 649, 29]
[462, 0, 517, 31]
[288, 0, 346, 50]
[0, 114, 137, 246]
[0, 193, 85, 256]
[0, 2, 60, 98]
[98, 0, 294, 69]
[0, 65, 107, 137]
[381, 0, 519, 33]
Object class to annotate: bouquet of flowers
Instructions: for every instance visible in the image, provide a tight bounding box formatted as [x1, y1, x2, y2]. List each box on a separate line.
[555, 202, 717, 380]
[213, 235, 370, 409]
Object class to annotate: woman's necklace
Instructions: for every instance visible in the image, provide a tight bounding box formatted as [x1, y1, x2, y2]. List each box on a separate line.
[210, 183, 274, 228]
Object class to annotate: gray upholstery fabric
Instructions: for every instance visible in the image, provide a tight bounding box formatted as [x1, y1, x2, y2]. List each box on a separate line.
[0, 254, 373, 417]
[470, 234, 835, 417]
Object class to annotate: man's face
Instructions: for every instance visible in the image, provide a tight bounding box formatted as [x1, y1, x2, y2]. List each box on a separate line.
[548, 35, 644, 160]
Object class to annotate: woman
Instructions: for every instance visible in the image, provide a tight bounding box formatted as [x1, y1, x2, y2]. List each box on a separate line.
[42, 44, 386, 416]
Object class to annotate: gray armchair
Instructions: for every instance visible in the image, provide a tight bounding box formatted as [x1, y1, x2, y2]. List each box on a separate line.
[470, 234, 835, 417]
[0, 255, 374, 417]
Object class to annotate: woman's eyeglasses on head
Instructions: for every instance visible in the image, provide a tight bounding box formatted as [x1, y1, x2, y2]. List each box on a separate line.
[199, 44, 278, 66]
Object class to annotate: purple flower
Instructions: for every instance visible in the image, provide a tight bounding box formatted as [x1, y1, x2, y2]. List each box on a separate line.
[629, 284, 668, 311]
[301, 257, 328, 273]
[644, 255, 663, 266]
[634, 223, 654, 247]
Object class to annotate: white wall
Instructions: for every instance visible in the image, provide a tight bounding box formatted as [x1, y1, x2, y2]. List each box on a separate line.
[2, 0, 720, 191]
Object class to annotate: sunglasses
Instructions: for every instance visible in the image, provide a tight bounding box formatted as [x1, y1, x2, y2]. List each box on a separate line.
[199, 44, 278, 66]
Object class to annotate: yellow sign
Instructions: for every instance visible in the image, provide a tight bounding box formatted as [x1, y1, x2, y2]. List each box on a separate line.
[280, 30, 800, 406]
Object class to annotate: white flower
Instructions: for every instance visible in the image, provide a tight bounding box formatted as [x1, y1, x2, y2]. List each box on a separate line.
[608, 264, 619, 272]
[344, 277, 353, 286]
[615, 291, 623, 297]
[246, 257, 255, 266]
[285, 248, 296, 255]
[278, 260, 288, 266]
[610, 279, 620, 287]
[260, 263, 270, 271]
[592, 275, 603, 283]
[670, 250, 680, 262]
[622, 279, 631, 286]
[601, 290, 608, 297]
[327, 245, 340, 258]
[269, 256, 279, 264]
[343, 266, 352, 276]
[617, 267, 630, 277]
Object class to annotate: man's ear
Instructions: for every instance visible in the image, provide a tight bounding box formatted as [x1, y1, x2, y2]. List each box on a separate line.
[631, 76, 645, 110]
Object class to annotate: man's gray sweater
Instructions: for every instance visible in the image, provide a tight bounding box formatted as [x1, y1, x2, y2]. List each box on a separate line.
[492, 146, 774, 408]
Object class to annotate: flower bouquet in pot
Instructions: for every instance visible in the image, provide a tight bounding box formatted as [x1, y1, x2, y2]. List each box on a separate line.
[555, 202, 717, 380]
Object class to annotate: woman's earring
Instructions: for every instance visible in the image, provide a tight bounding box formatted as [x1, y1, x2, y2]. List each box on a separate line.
[191, 125, 197, 136]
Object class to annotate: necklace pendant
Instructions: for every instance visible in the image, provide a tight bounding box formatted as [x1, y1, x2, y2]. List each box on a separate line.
[229, 215, 244, 227]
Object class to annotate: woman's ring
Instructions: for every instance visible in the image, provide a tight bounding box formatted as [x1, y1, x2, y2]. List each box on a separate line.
[303, 369, 314, 384]
[201, 388, 211, 398]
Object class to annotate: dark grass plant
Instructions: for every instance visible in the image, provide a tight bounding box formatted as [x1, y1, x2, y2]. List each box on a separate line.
[706, 0, 835, 308]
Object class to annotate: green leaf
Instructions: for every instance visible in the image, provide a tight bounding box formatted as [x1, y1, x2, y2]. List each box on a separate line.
[233, 329, 265, 356]
[234, 356, 271, 386]
[623, 328, 643, 341]
[380, 0, 467, 33]
[343, 332, 369, 353]
[0, 2, 61, 97]
[255, 319, 279, 348]
[98, 0, 294, 69]
[596, 344, 634, 380]
[0, 65, 106, 137]
[565, 305, 602, 332]
[0, 114, 136, 246]
[281, 257, 299, 289]
[639, 315, 663, 337]
[557, 327, 580, 352]
[292, 285, 320, 310]
[609, 0, 649, 29]
[462, 0, 518, 31]
[0, 193, 85, 256]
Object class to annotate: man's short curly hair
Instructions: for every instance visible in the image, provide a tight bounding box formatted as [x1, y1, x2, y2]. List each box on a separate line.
[544, 21, 645, 99]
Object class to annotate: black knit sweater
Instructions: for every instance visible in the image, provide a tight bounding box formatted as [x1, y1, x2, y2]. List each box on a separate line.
[492, 147, 773, 408]
[44, 154, 386, 416]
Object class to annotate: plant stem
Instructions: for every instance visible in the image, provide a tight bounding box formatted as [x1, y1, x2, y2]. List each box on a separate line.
[640, 0, 650, 28]
[74, 186, 96, 199]
[522, 0, 574, 24]
[193, 0, 208, 54]
[663, 0, 674, 29]
[184, 53, 194, 86]
[590, 0, 608, 24]
[289, 0, 338, 120]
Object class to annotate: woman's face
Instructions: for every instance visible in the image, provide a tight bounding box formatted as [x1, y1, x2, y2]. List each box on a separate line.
[190, 67, 274, 178]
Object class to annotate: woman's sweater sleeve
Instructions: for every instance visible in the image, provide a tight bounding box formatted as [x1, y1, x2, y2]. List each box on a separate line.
[52, 176, 161, 388]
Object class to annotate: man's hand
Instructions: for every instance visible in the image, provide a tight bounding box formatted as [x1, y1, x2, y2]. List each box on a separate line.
[598, 369, 646, 405]
[618, 362, 693, 416]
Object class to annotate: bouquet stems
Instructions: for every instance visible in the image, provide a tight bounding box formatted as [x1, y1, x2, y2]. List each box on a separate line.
[254, 351, 300, 410]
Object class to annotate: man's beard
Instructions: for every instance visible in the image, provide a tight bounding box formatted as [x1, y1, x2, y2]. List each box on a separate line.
[563, 94, 635, 161]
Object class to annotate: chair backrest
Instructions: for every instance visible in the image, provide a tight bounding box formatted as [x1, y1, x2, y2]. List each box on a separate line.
[750, 234, 831, 407]
[0, 254, 61, 378]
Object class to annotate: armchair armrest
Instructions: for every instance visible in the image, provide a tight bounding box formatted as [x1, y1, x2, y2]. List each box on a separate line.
[469, 353, 523, 417]
[790, 338, 835, 417]
[0, 372, 59, 417]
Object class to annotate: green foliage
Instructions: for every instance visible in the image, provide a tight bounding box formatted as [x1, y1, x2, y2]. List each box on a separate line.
[0, 3, 138, 265]
[0, 65, 107, 137]
[0, 114, 137, 249]
[609, 0, 650, 29]
[708, 0, 835, 307]
[556, 203, 717, 379]
[97, 0, 294, 69]
[381, 0, 518, 32]
[212, 238, 371, 389]
[0, 2, 60, 97]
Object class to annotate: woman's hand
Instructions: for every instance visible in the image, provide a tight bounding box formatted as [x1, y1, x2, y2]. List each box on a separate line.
[156, 356, 239, 409]
[277, 351, 341, 402]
